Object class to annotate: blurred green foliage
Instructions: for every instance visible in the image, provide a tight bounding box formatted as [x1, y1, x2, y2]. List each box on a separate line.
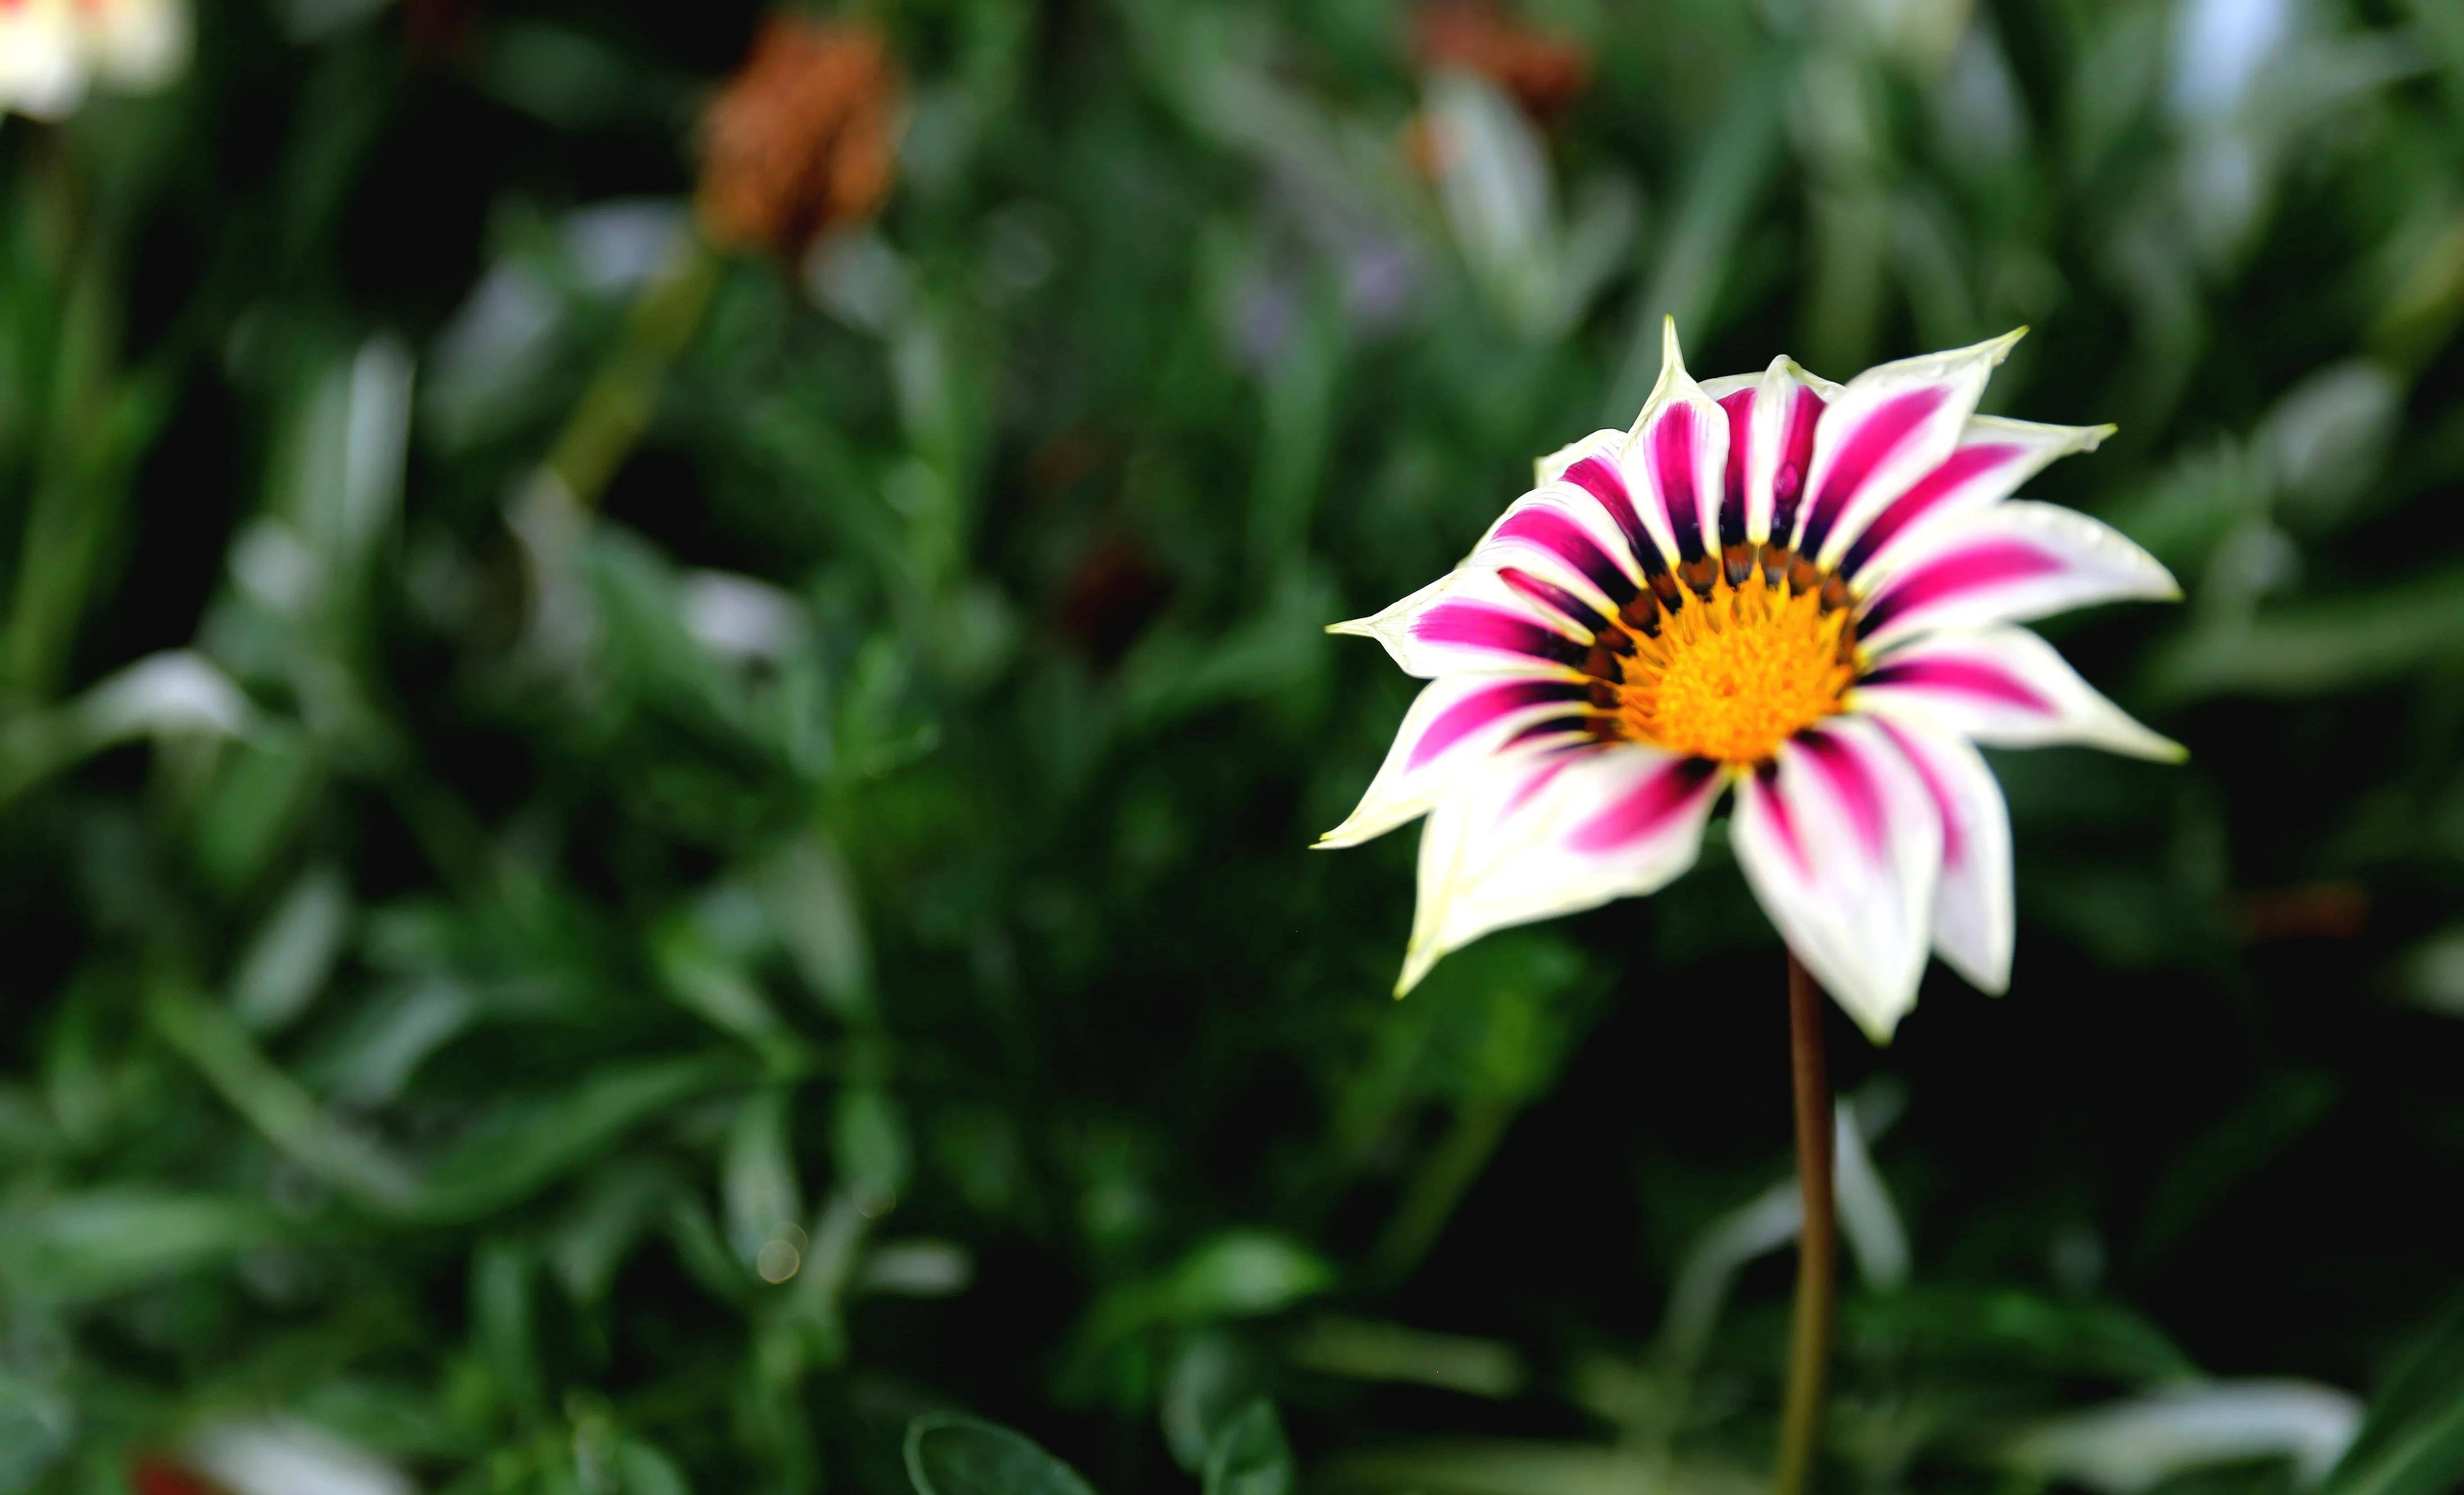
[5, 1, 2464, 1493]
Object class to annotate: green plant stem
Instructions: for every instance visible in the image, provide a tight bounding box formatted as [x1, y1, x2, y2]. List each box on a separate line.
[1370, 1092, 1516, 1287]
[544, 233, 723, 508]
[1776, 952, 1833, 1495]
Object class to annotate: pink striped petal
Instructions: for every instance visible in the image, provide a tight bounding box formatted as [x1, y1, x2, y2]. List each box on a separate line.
[1832, 417, 2111, 579]
[1855, 625, 2182, 760]
[1871, 716, 2013, 994]
[1730, 719, 1943, 1040]
[1505, 431, 1668, 595]
[1534, 427, 1628, 489]
[1707, 358, 1835, 548]
[1625, 318, 1729, 567]
[1475, 490, 1646, 612]
[1413, 602, 1589, 666]
[1398, 744, 1724, 993]
[1790, 330, 2025, 560]
[1856, 501, 2180, 648]
[1496, 566, 1610, 634]
[1558, 451, 1668, 585]
[1329, 566, 1593, 679]
[1319, 674, 1599, 849]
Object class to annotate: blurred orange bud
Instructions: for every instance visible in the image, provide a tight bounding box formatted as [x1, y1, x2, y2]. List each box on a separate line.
[1059, 535, 1170, 667]
[2234, 881, 2371, 943]
[129, 1458, 227, 1495]
[698, 16, 903, 261]
[1411, 0, 1589, 126]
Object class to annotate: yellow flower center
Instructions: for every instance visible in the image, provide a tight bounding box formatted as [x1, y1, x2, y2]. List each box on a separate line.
[1586, 556, 1859, 764]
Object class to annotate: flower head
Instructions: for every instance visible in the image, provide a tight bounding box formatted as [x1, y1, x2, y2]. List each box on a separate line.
[1324, 322, 2181, 1039]
[1, 0, 188, 121]
[697, 16, 903, 262]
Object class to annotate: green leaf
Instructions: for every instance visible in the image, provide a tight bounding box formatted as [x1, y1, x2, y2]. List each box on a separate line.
[0, 1373, 73, 1492]
[1161, 1331, 1268, 1471]
[0, 1189, 283, 1306]
[2322, 1296, 2464, 1495]
[1843, 1287, 2201, 1386]
[2147, 567, 2464, 701]
[1156, 1231, 1335, 1323]
[904, 1416, 1100, 1495]
[833, 1086, 910, 1212]
[229, 864, 353, 1034]
[618, 1439, 694, 1495]
[1203, 1402, 1292, 1495]
[725, 1084, 804, 1267]
[416, 1055, 744, 1222]
[148, 983, 421, 1214]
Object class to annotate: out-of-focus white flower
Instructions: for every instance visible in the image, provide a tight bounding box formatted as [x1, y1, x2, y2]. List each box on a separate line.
[2005, 1380, 2362, 1492]
[2170, 0, 2296, 125]
[1, 0, 190, 121]
[1326, 321, 2181, 1038]
[183, 1420, 417, 1495]
[76, 650, 254, 741]
[680, 570, 804, 663]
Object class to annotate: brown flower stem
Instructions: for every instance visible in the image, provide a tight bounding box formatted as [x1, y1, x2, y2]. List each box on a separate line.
[1776, 951, 1833, 1495]
[544, 233, 721, 509]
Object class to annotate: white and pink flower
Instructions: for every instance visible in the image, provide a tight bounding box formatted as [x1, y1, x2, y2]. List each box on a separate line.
[1325, 322, 2181, 1039]
[1, 0, 187, 121]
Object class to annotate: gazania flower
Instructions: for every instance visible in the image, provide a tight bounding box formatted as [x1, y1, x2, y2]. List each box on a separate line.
[697, 16, 902, 262]
[0, 0, 188, 121]
[1324, 323, 2180, 1038]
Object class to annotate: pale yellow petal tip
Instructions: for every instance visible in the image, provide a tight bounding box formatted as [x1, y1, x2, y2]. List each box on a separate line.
[1394, 946, 1439, 998]
[1854, 1010, 1905, 1046]
[2111, 723, 2189, 763]
[1635, 316, 1695, 419]
[1327, 619, 1375, 638]
[2082, 422, 2120, 451]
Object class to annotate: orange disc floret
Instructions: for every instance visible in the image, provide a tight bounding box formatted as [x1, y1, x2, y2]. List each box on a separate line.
[1611, 566, 1859, 765]
[697, 17, 903, 260]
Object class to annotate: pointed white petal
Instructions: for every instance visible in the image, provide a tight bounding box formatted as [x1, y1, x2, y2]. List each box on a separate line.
[1830, 416, 2114, 580]
[1399, 745, 1725, 993]
[1790, 329, 2027, 560]
[1318, 673, 1602, 849]
[1856, 500, 2181, 649]
[1731, 720, 1943, 1041]
[1857, 625, 2183, 761]
[1871, 716, 2014, 994]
